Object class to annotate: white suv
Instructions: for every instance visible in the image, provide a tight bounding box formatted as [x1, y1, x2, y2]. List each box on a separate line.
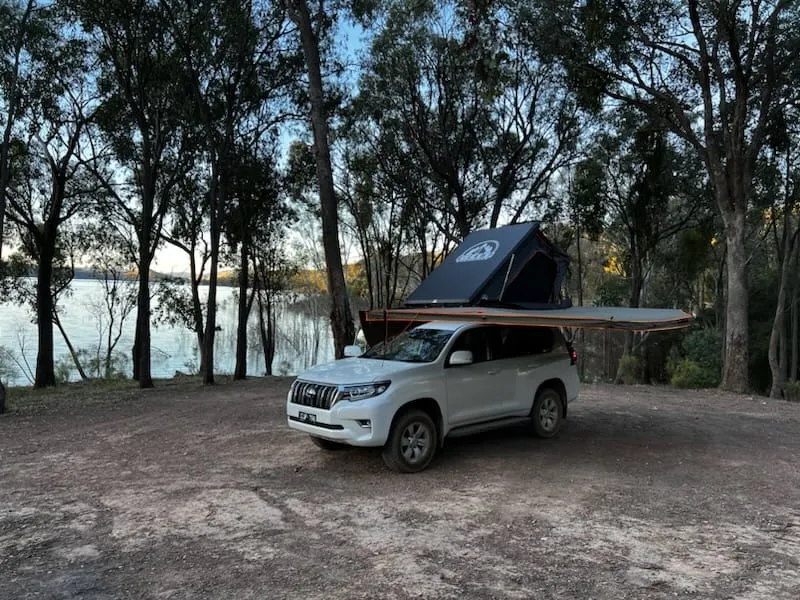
[286, 322, 580, 472]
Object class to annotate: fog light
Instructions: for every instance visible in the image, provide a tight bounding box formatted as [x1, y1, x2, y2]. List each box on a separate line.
[356, 419, 372, 428]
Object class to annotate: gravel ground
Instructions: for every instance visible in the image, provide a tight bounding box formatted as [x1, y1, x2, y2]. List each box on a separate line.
[1, 378, 799, 600]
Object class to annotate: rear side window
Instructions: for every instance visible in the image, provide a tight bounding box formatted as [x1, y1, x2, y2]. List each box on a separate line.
[500, 326, 556, 358]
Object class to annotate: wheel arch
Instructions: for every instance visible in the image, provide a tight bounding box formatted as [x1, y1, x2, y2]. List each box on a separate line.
[391, 398, 445, 446]
[536, 378, 568, 418]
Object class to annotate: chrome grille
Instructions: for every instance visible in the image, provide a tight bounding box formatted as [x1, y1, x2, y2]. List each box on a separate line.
[290, 381, 340, 410]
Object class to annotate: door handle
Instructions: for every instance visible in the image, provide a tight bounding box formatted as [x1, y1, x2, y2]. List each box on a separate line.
[487, 369, 499, 375]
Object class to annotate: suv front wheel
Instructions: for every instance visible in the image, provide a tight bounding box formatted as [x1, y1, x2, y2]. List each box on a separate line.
[382, 409, 438, 473]
[531, 387, 564, 438]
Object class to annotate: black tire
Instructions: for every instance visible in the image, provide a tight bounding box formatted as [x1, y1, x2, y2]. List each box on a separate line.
[531, 387, 564, 438]
[382, 409, 438, 473]
[309, 435, 348, 451]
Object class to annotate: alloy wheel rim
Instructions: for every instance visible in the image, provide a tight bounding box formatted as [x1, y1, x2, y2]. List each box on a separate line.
[539, 395, 558, 432]
[400, 422, 431, 464]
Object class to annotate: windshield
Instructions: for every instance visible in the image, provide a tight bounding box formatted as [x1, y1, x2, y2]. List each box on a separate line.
[362, 328, 453, 363]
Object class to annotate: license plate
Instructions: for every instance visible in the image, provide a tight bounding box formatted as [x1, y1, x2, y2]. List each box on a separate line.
[298, 411, 316, 424]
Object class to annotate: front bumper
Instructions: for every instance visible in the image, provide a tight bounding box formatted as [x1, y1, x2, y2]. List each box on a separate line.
[286, 392, 395, 447]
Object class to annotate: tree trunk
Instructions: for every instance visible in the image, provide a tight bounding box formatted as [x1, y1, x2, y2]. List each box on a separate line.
[201, 175, 222, 385]
[287, 0, 355, 358]
[0, 381, 5, 414]
[188, 252, 206, 375]
[134, 254, 153, 388]
[34, 241, 56, 388]
[257, 290, 270, 375]
[791, 249, 799, 381]
[770, 231, 799, 397]
[234, 242, 249, 380]
[615, 248, 644, 384]
[573, 220, 586, 381]
[132, 174, 155, 387]
[105, 292, 115, 378]
[266, 294, 275, 375]
[720, 209, 749, 393]
[54, 311, 88, 381]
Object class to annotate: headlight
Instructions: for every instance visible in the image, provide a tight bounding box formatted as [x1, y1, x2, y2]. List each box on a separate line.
[339, 381, 391, 402]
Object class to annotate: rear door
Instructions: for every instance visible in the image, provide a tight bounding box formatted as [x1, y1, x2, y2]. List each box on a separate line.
[444, 327, 508, 426]
[499, 327, 568, 415]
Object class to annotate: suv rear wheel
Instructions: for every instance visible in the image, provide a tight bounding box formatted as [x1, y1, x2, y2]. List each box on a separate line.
[531, 387, 563, 438]
[382, 409, 438, 473]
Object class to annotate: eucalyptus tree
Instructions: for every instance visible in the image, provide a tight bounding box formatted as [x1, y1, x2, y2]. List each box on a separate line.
[164, 0, 299, 384]
[533, 0, 800, 392]
[161, 168, 211, 374]
[283, 0, 355, 358]
[0, 0, 46, 265]
[351, 0, 581, 245]
[77, 0, 192, 388]
[2, 8, 99, 388]
[576, 110, 709, 312]
[226, 143, 286, 380]
[337, 149, 415, 310]
[757, 116, 800, 397]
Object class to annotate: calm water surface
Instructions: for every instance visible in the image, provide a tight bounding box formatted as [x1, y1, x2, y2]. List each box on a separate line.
[0, 279, 335, 386]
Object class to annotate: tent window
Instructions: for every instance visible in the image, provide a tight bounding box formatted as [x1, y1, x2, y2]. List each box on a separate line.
[502, 252, 557, 304]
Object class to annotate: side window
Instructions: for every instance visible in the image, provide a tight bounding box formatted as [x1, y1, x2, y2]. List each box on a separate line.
[501, 326, 556, 358]
[485, 327, 505, 361]
[449, 328, 488, 364]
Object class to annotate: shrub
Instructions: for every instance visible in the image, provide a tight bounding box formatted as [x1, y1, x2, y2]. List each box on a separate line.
[616, 354, 642, 385]
[785, 381, 800, 403]
[681, 328, 723, 375]
[670, 358, 719, 389]
[669, 328, 722, 388]
[0, 346, 16, 386]
[54, 356, 74, 385]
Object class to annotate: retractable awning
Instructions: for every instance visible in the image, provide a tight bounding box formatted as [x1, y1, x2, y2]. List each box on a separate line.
[357, 222, 694, 346]
[362, 306, 694, 333]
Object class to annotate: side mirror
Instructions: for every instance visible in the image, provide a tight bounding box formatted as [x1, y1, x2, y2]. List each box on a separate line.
[449, 350, 473, 366]
[343, 345, 362, 358]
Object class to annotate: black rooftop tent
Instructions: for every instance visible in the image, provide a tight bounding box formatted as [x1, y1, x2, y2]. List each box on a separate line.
[357, 222, 693, 346]
[404, 221, 570, 310]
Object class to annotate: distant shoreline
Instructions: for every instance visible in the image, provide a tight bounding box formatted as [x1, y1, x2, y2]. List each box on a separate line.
[17, 270, 239, 287]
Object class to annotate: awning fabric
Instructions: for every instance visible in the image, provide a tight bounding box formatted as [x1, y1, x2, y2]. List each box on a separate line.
[362, 306, 694, 333]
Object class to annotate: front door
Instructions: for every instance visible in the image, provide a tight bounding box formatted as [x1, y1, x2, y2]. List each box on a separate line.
[445, 327, 508, 426]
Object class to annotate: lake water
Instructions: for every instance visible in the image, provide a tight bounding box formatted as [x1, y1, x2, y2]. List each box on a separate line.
[0, 279, 335, 386]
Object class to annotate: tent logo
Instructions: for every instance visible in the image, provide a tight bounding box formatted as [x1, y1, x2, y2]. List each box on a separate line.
[456, 240, 500, 263]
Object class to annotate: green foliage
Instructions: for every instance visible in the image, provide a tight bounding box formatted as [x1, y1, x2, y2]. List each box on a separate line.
[350, 0, 581, 236]
[681, 328, 723, 381]
[595, 275, 628, 306]
[616, 354, 641, 385]
[54, 356, 73, 385]
[77, 349, 129, 380]
[667, 328, 722, 389]
[0, 346, 16, 386]
[152, 277, 198, 331]
[670, 359, 719, 389]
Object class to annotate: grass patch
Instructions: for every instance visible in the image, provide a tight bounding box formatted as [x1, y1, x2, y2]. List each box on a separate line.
[4, 376, 202, 415]
[1, 374, 289, 416]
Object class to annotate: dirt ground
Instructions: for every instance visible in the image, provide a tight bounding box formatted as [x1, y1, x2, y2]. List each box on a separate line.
[1, 378, 799, 600]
